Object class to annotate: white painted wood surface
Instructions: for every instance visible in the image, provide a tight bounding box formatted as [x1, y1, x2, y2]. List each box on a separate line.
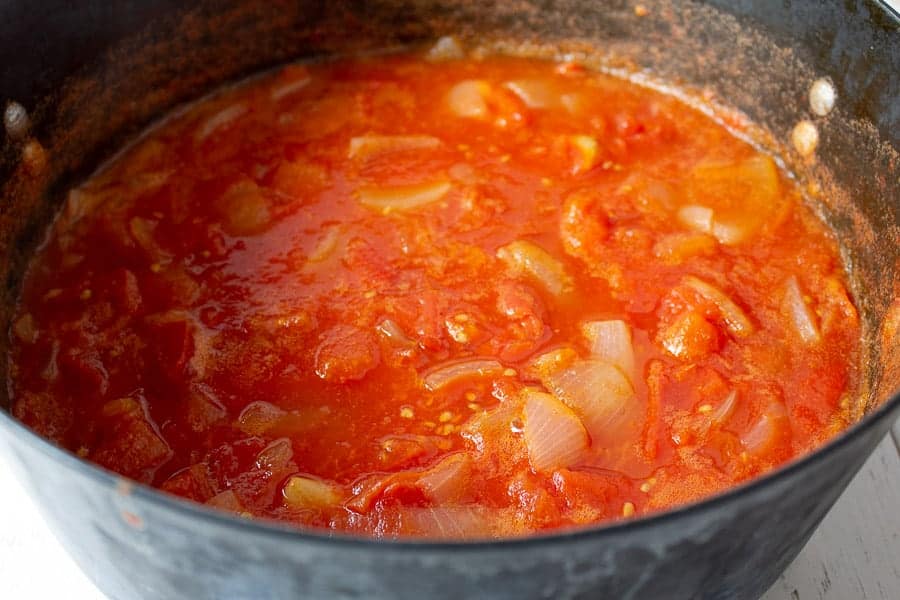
[763, 433, 900, 600]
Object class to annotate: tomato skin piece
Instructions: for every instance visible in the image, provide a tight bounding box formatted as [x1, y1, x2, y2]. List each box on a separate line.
[314, 325, 380, 383]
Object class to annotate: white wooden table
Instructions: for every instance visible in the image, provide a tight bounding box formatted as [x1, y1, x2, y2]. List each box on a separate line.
[0, 424, 897, 599]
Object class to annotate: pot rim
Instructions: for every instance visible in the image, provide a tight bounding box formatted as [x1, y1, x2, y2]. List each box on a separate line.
[1, 384, 897, 551]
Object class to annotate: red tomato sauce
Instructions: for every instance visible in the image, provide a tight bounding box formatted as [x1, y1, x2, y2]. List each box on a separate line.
[9, 49, 860, 538]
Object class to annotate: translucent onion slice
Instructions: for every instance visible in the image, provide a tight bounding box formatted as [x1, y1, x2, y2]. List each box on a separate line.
[503, 79, 559, 109]
[422, 358, 504, 391]
[306, 225, 342, 263]
[496, 240, 574, 297]
[195, 103, 247, 141]
[683, 276, 754, 337]
[417, 453, 473, 503]
[447, 80, 490, 118]
[782, 276, 821, 344]
[710, 390, 739, 425]
[376, 318, 416, 348]
[677, 204, 714, 234]
[283, 475, 342, 509]
[400, 506, 494, 538]
[523, 390, 589, 473]
[426, 36, 465, 61]
[348, 134, 442, 160]
[568, 135, 599, 174]
[580, 320, 635, 383]
[741, 401, 791, 456]
[543, 359, 635, 445]
[357, 180, 451, 213]
[271, 76, 311, 101]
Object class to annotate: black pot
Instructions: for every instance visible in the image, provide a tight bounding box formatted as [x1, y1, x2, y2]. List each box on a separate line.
[1, 2, 898, 599]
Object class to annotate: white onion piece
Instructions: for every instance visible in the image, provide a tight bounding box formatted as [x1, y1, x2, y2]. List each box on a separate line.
[568, 135, 598, 173]
[307, 226, 341, 263]
[677, 204, 714, 234]
[496, 240, 574, 296]
[683, 276, 754, 337]
[417, 453, 473, 503]
[400, 506, 492, 538]
[426, 36, 465, 61]
[710, 390, 739, 425]
[376, 318, 416, 348]
[581, 320, 635, 383]
[523, 390, 589, 472]
[195, 103, 247, 141]
[423, 358, 504, 391]
[783, 276, 821, 344]
[543, 359, 635, 445]
[283, 475, 342, 508]
[504, 79, 559, 109]
[741, 402, 790, 456]
[348, 134, 442, 160]
[447, 80, 490, 118]
[271, 76, 311, 100]
[357, 180, 451, 213]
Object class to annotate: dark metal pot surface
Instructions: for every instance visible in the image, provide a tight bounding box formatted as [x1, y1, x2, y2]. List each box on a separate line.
[1, 2, 898, 599]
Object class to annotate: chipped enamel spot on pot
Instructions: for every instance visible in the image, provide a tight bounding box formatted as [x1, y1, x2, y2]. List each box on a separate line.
[809, 79, 836, 117]
[792, 120, 819, 158]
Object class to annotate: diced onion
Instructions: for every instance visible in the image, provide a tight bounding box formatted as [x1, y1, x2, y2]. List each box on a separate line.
[677, 204, 714, 234]
[543, 359, 635, 445]
[686, 155, 781, 245]
[496, 240, 574, 296]
[271, 77, 311, 101]
[568, 135, 598, 174]
[307, 226, 342, 263]
[400, 506, 493, 538]
[423, 358, 504, 391]
[426, 36, 465, 61]
[348, 134, 442, 160]
[580, 320, 635, 383]
[741, 401, 790, 456]
[503, 79, 558, 109]
[357, 180, 451, 213]
[710, 390, 738, 425]
[195, 103, 247, 141]
[417, 453, 473, 503]
[376, 318, 416, 348]
[783, 276, 821, 344]
[283, 475, 342, 509]
[447, 80, 490, 118]
[683, 276, 754, 337]
[523, 390, 589, 472]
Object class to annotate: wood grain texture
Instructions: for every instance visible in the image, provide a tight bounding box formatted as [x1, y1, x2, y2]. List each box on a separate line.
[764, 434, 900, 600]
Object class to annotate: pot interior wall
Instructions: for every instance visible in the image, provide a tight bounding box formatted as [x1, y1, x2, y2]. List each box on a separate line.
[1, 0, 898, 416]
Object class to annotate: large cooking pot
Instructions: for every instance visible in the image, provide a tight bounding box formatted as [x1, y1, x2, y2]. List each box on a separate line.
[1, 1, 898, 599]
